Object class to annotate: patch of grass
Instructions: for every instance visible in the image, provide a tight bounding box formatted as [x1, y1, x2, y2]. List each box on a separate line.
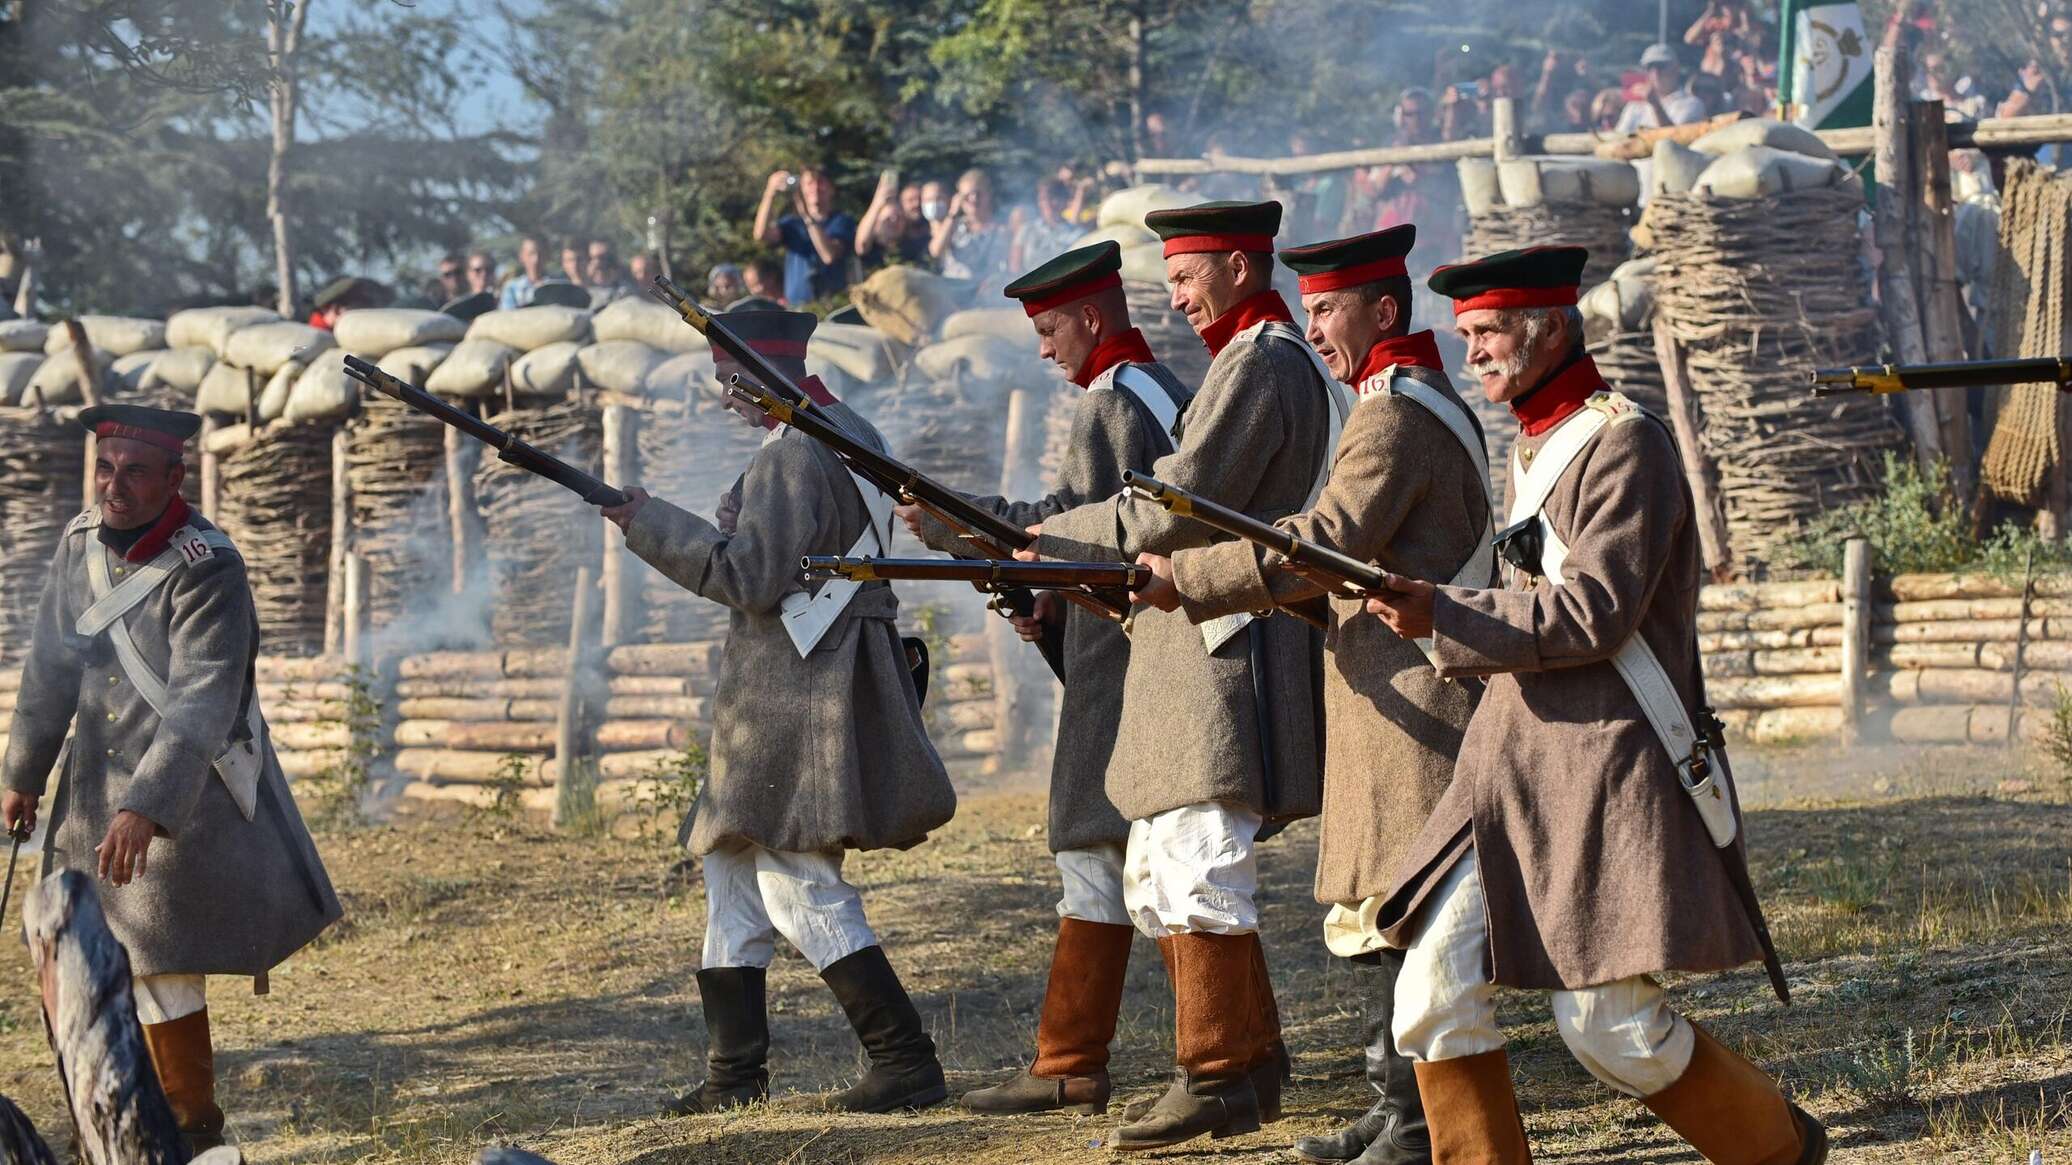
[481, 752, 536, 821]
[310, 665, 384, 828]
[632, 739, 708, 842]
[2045, 683, 2072, 791]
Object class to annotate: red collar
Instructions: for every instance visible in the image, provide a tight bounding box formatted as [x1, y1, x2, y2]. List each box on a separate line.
[1352, 329, 1445, 387]
[120, 495, 192, 564]
[1198, 289, 1294, 357]
[799, 374, 837, 407]
[1073, 327, 1157, 388]
[1510, 355, 1608, 438]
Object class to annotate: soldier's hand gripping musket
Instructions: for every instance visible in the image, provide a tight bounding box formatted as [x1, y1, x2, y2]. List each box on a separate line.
[340, 356, 629, 505]
[1809, 356, 2072, 396]
[1123, 470, 1400, 602]
[804, 556, 1148, 609]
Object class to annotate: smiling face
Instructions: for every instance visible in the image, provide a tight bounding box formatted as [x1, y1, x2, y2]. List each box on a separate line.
[1165, 251, 1257, 337]
[1302, 287, 1398, 384]
[95, 437, 185, 531]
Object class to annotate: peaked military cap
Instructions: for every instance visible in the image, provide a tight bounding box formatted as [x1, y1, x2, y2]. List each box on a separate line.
[78, 403, 202, 453]
[528, 280, 593, 309]
[1145, 200, 1283, 257]
[1280, 225, 1417, 294]
[1428, 245, 1590, 314]
[440, 290, 498, 322]
[715, 307, 817, 369]
[313, 275, 392, 311]
[1003, 241, 1123, 317]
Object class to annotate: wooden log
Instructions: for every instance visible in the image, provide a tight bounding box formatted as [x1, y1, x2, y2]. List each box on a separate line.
[443, 425, 478, 599]
[503, 647, 568, 678]
[601, 695, 708, 720]
[1879, 666, 2072, 706]
[254, 655, 343, 683]
[0, 668, 19, 692]
[394, 697, 513, 722]
[1872, 618, 2030, 644]
[599, 405, 636, 647]
[256, 681, 352, 702]
[1884, 572, 2026, 601]
[1706, 673, 1843, 708]
[392, 676, 564, 700]
[596, 719, 693, 752]
[1876, 641, 1983, 670]
[199, 414, 221, 519]
[1490, 97, 1522, 162]
[1714, 705, 1843, 743]
[1697, 579, 1842, 611]
[275, 748, 347, 780]
[268, 722, 347, 751]
[606, 675, 697, 697]
[22, 870, 189, 1165]
[1998, 639, 2072, 670]
[397, 651, 506, 680]
[342, 551, 366, 668]
[1841, 538, 1870, 743]
[605, 642, 721, 677]
[1909, 98, 1974, 502]
[1653, 316, 1732, 578]
[1872, 46, 1944, 475]
[1879, 703, 1972, 743]
[1702, 647, 1843, 678]
[257, 701, 350, 723]
[1697, 604, 1844, 633]
[949, 632, 989, 664]
[553, 566, 598, 826]
[1878, 596, 2072, 621]
[597, 748, 682, 780]
[393, 720, 556, 751]
[393, 748, 549, 782]
[942, 698, 996, 731]
[325, 427, 349, 659]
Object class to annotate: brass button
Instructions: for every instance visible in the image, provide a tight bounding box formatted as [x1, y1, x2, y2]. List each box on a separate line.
[105, 748, 115, 757]
[107, 675, 119, 684]
[114, 567, 127, 576]
[105, 712, 116, 721]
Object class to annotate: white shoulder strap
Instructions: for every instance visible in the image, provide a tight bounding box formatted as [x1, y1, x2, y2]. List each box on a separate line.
[1377, 373, 1499, 659]
[1508, 406, 1610, 527]
[1106, 363, 1185, 442]
[779, 462, 896, 658]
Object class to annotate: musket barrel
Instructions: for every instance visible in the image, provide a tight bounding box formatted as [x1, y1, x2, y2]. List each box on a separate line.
[1809, 356, 2072, 395]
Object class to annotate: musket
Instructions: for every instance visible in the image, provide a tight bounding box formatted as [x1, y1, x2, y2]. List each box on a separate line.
[1810, 356, 2072, 397]
[1123, 469, 1391, 601]
[341, 356, 629, 506]
[0, 822, 29, 933]
[803, 556, 1150, 598]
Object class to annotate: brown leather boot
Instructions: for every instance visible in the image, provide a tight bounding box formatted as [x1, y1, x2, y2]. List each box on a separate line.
[1118, 936, 1179, 1123]
[1111, 932, 1263, 1151]
[961, 918, 1134, 1115]
[141, 1009, 226, 1151]
[1413, 1049, 1532, 1164]
[1249, 936, 1288, 1123]
[1641, 1025, 1826, 1165]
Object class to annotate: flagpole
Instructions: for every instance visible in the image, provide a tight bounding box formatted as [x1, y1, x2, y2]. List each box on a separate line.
[1777, 0, 1797, 120]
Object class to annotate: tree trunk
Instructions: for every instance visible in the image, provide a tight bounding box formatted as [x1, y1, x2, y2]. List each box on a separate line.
[267, 0, 313, 319]
[1125, 4, 1146, 162]
[1871, 46, 1944, 475]
[1909, 99, 1975, 503]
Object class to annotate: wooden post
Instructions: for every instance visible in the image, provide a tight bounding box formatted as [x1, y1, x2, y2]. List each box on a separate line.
[553, 566, 598, 827]
[989, 389, 1054, 771]
[342, 551, 367, 668]
[324, 427, 350, 659]
[443, 425, 477, 597]
[599, 404, 636, 647]
[198, 415, 222, 518]
[1840, 537, 1871, 744]
[23, 871, 191, 1165]
[1491, 97, 1522, 163]
[66, 320, 100, 513]
[1651, 315, 1734, 579]
[1909, 98, 1975, 501]
[1872, 46, 1945, 476]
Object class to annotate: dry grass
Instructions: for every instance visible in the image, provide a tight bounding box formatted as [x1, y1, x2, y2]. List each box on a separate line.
[0, 743, 2068, 1163]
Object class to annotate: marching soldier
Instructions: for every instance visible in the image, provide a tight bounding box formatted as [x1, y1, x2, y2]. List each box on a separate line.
[1024, 200, 1349, 1151]
[1134, 225, 1490, 1165]
[1361, 247, 1825, 1165]
[2, 405, 342, 1151]
[895, 241, 1192, 1117]
[598, 308, 957, 1116]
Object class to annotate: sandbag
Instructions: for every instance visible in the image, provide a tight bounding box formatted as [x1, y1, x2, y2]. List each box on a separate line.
[911, 333, 1048, 385]
[142, 347, 216, 393]
[1120, 242, 1168, 285]
[1098, 184, 1194, 227]
[509, 340, 583, 396]
[43, 315, 166, 359]
[1692, 117, 1837, 161]
[111, 349, 171, 393]
[941, 307, 1031, 343]
[642, 350, 716, 400]
[1693, 146, 1858, 200]
[1652, 140, 1712, 197]
[223, 320, 333, 375]
[576, 340, 668, 394]
[377, 343, 453, 382]
[0, 352, 40, 404]
[285, 359, 359, 423]
[257, 359, 304, 422]
[425, 338, 518, 398]
[1458, 157, 1502, 215]
[465, 305, 591, 351]
[1497, 156, 1642, 208]
[195, 359, 253, 415]
[331, 308, 467, 358]
[26, 348, 111, 406]
[0, 320, 50, 353]
[203, 423, 252, 457]
[590, 297, 706, 353]
[167, 305, 280, 354]
[850, 266, 973, 346]
[809, 323, 900, 384]
[1072, 222, 1159, 252]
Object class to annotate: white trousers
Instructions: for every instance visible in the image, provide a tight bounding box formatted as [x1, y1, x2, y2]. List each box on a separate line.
[700, 842, 879, 972]
[134, 973, 207, 1025]
[1121, 802, 1263, 937]
[1393, 850, 1696, 1097]
[1055, 843, 1130, 926]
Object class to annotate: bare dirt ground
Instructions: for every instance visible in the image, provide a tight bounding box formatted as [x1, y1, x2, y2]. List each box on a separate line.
[2, 742, 2069, 1164]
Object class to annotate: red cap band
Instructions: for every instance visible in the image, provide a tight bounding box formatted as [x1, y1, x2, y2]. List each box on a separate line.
[1019, 271, 1122, 317]
[1162, 233, 1275, 258]
[1296, 256, 1409, 294]
[95, 422, 186, 454]
[745, 339, 809, 358]
[1450, 286, 1580, 314]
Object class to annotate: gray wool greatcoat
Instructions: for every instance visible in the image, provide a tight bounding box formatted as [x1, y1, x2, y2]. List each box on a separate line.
[1376, 393, 1768, 990]
[916, 369, 1183, 854]
[3, 509, 341, 980]
[1169, 370, 1488, 906]
[626, 405, 955, 857]
[1036, 330, 1336, 825]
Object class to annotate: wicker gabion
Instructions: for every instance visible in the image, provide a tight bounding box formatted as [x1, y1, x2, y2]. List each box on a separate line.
[345, 393, 452, 633]
[1589, 329, 1668, 419]
[1644, 186, 1906, 575]
[632, 395, 762, 644]
[0, 409, 83, 666]
[216, 423, 334, 656]
[474, 398, 606, 647]
[1465, 202, 1633, 291]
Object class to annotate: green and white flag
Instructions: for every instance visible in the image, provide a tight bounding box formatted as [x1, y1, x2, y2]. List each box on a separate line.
[1779, 0, 1874, 129]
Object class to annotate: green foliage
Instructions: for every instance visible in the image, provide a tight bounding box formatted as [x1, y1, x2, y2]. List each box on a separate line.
[633, 738, 708, 843]
[483, 752, 535, 820]
[311, 664, 382, 829]
[1777, 454, 1972, 577]
[2043, 683, 2072, 789]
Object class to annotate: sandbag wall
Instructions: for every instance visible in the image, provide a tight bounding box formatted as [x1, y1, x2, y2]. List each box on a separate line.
[1705, 572, 2072, 745]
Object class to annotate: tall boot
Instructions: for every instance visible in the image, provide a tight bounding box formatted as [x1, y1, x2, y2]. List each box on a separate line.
[665, 967, 770, 1115]
[1118, 935, 1180, 1123]
[818, 945, 948, 1113]
[1413, 1049, 1532, 1165]
[140, 1009, 226, 1151]
[1641, 1025, 1826, 1165]
[1295, 949, 1430, 1165]
[1111, 932, 1263, 1152]
[1249, 937, 1287, 1123]
[962, 918, 1134, 1115]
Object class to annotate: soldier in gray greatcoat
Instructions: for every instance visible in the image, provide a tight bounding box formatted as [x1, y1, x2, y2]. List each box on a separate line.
[598, 309, 956, 1117]
[895, 241, 1192, 1117]
[1022, 201, 1351, 1151]
[2, 404, 341, 1151]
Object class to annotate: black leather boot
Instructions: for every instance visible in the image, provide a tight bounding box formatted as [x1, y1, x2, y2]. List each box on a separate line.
[819, 946, 948, 1112]
[665, 966, 770, 1115]
[1294, 949, 1431, 1165]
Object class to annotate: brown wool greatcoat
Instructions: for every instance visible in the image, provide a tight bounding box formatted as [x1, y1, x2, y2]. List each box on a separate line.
[915, 373, 1180, 853]
[1377, 397, 1767, 990]
[626, 406, 955, 856]
[1036, 332, 1336, 824]
[3, 510, 341, 979]
[1169, 371, 1488, 905]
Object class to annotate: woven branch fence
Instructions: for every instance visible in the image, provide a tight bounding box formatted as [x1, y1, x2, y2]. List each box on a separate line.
[216, 424, 334, 656]
[345, 395, 451, 632]
[474, 399, 604, 647]
[0, 409, 80, 668]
